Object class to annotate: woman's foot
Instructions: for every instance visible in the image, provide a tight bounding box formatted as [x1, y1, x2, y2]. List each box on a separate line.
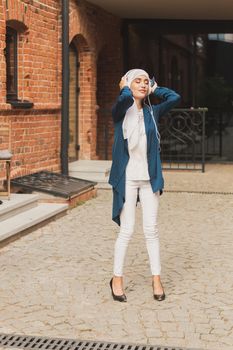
[110, 276, 127, 302]
[152, 275, 165, 301]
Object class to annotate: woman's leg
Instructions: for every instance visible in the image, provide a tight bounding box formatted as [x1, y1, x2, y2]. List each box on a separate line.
[113, 180, 138, 294]
[139, 181, 164, 294]
[139, 181, 161, 275]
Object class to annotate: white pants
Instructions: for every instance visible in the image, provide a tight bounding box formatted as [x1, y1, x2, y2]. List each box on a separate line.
[114, 179, 161, 276]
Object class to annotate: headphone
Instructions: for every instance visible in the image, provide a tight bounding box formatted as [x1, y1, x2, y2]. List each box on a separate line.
[123, 71, 161, 149]
[124, 71, 156, 95]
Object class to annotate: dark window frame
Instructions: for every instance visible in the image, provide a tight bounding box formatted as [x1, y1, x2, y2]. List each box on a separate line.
[5, 25, 33, 108]
[5, 26, 18, 102]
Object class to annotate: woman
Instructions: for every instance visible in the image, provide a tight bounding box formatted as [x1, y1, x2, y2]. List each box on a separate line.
[109, 69, 181, 302]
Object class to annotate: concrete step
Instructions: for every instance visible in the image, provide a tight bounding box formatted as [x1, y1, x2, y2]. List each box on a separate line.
[0, 203, 68, 242]
[93, 181, 111, 189]
[69, 172, 109, 183]
[0, 194, 39, 221]
[69, 160, 112, 183]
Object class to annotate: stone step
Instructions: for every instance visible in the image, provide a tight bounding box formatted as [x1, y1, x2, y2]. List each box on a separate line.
[96, 182, 111, 189]
[69, 160, 112, 183]
[0, 203, 68, 242]
[0, 194, 39, 221]
[69, 172, 109, 183]
[69, 160, 112, 172]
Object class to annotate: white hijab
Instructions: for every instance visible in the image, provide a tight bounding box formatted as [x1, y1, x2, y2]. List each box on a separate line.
[122, 69, 149, 150]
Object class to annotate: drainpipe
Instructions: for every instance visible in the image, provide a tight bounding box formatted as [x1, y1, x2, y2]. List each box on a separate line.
[61, 0, 69, 175]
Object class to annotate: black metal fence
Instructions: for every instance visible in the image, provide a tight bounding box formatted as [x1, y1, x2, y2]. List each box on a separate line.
[160, 108, 207, 172]
[101, 107, 207, 172]
[204, 109, 233, 161]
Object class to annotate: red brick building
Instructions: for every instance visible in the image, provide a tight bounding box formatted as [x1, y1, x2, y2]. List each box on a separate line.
[0, 0, 123, 180]
[1, 0, 233, 183]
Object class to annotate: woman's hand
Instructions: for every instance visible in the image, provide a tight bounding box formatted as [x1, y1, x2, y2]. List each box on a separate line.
[149, 80, 158, 94]
[119, 76, 127, 90]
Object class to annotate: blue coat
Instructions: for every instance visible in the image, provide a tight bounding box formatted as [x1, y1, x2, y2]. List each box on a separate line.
[109, 86, 181, 225]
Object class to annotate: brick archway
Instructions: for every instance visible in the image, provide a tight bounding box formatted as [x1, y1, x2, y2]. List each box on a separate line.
[70, 34, 97, 160]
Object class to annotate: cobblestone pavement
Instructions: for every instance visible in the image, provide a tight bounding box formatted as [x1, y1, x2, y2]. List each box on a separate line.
[163, 164, 233, 193]
[0, 165, 233, 350]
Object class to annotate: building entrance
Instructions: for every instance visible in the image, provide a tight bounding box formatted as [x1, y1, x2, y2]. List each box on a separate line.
[123, 20, 233, 162]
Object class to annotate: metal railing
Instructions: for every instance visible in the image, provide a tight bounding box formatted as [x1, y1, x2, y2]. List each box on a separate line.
[100, 107, 207, 172]
[205, 109, 233, 161]
[160, 108, 207, 172]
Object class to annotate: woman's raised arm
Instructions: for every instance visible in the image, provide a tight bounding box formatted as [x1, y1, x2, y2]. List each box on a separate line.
[112, 87, 134, 123]
[152, 86, 181, 119]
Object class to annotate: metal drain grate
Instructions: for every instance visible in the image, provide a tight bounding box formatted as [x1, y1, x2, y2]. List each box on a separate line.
[0, 334, 202, 350]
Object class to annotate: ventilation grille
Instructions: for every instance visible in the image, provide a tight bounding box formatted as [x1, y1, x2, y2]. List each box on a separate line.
[0, 334, 202, 350]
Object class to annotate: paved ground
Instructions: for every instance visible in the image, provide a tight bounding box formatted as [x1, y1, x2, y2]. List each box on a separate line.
[163, 163, 233, 193]
[0, 164, 233, 350]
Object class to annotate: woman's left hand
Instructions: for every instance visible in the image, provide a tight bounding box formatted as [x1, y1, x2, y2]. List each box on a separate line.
[119, 77, 127, 90]
[149, 81, 158, 95]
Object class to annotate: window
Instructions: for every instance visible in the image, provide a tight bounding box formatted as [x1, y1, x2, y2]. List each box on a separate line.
[208, 33, 225, 41]
[5, 26, 18, 102]
[5, 23, 33, 108]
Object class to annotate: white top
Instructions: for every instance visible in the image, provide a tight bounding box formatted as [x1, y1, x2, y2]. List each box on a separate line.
[126, 109, 150, 181]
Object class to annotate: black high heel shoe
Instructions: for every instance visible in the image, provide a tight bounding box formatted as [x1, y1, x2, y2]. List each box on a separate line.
[110, 278, 127, 302]
[152, 281, 166, 301]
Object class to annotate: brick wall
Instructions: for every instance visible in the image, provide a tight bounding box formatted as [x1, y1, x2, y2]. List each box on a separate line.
[69, 0, 123, 160]
[0, 0, 61, 182]
[0, 0, 124, 182]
